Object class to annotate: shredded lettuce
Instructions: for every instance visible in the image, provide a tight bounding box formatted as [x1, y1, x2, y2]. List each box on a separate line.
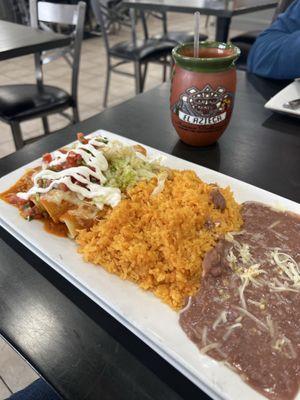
[102, 142, 167, 191]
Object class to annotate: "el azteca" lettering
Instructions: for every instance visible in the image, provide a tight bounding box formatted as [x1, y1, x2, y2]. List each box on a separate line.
[178, 110, 227, 125]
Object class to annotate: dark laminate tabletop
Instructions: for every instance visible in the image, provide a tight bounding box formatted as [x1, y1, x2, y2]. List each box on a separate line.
[122, 0, 277, 17]
[0, 20, 70, 61]
[123, 0, 277, 42]
[0, 71, 299, 400]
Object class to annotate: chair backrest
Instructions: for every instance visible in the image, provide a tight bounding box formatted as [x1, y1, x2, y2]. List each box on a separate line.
[91, 0, 149, 54]
[91, 0, 134, 54]
[14, 0, 30, 25]
[29, 0, 86, 105]
[272, 0, 295, 21]
[145, 11, 168, 36]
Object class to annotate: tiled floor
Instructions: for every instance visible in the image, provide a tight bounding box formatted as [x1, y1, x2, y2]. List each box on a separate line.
[0, 337, 39, 398]
[0, 9, 273, 399]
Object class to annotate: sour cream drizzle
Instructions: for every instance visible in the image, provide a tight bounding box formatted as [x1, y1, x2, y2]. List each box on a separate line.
[17, 137, 121, 208]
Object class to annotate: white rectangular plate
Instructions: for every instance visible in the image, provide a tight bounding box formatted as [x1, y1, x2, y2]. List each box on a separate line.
[265, 79, 300, 118]
[0, 130, 299, 400]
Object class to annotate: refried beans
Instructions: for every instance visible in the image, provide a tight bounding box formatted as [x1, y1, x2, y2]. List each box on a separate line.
[180, 202, 300, 400]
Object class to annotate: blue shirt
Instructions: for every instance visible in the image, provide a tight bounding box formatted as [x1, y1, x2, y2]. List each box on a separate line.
[247, 0, 300, 79]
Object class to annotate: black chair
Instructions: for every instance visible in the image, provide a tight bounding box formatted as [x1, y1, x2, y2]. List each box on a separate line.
[231, 0, 294, 70]
[143, 11, 208, 82]
[148, 11, 208, 45]
[11, 0, 30, 25]
[0, 0, 86, 150]
[91, 0, 176, 108]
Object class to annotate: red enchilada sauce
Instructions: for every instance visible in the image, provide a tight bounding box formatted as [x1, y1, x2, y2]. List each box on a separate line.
[180, 202, 300, 400]
[0, 168, 68, 237]
[43, 219, 68, 237]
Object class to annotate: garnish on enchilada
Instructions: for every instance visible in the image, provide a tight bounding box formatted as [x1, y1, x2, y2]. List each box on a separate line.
[0, 133, 167, 238]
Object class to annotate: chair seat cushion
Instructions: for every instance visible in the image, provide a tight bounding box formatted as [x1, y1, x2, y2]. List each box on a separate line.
[0, 84, 72, 121]
[231, 30, 262, 45]
[110, 38, 175, 61]
[153, 31, 208, 45]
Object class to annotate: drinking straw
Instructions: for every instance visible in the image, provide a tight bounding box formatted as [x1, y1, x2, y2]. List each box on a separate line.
[194, 11, 200, 58]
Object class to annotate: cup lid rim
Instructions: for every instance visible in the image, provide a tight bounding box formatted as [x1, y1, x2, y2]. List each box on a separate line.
[172, 41, 241, 64]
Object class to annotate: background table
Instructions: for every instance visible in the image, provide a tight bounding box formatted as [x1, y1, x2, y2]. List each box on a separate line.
[0, 20, 70, 61]
[123, 0, 277, 41]
[0, 71, 299, 400]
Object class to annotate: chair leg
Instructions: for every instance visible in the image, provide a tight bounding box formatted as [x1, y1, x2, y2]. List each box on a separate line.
[42, 116, 50, 135]
[134, 61, 142, 94]
[72, 105, 80, 123]
[103, 61, 111, 108]
[10, 121, 24, 150]
[162, 56, 167, 83]
[141, 63, 148, 92]
[205, 15, 210, 29]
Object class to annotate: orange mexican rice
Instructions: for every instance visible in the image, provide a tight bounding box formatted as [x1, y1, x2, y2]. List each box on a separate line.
[76, 170, 242, 309]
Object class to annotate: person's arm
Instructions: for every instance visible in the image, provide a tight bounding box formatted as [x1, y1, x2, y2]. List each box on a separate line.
[247, 0, 300, 80]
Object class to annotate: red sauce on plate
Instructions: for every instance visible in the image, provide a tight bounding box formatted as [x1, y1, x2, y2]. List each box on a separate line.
[43, 218, 68, 237]
[0, 170, 68, 238]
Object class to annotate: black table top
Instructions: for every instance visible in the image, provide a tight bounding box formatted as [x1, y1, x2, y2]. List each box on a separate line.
[122, 0, 277, 16]
[0, 71, 299, 400]
[0, 20, 71, 61]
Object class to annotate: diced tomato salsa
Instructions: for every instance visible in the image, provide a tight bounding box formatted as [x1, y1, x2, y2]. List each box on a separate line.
[21, 202, 44, 220]
[6, 193, 27, 207]
[42, 153, 52, 163]
[47, 151, 84, 173]
[2, 134, 104, 221]
[4, 193, 43, 220]
[77, 132, 88, 144]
